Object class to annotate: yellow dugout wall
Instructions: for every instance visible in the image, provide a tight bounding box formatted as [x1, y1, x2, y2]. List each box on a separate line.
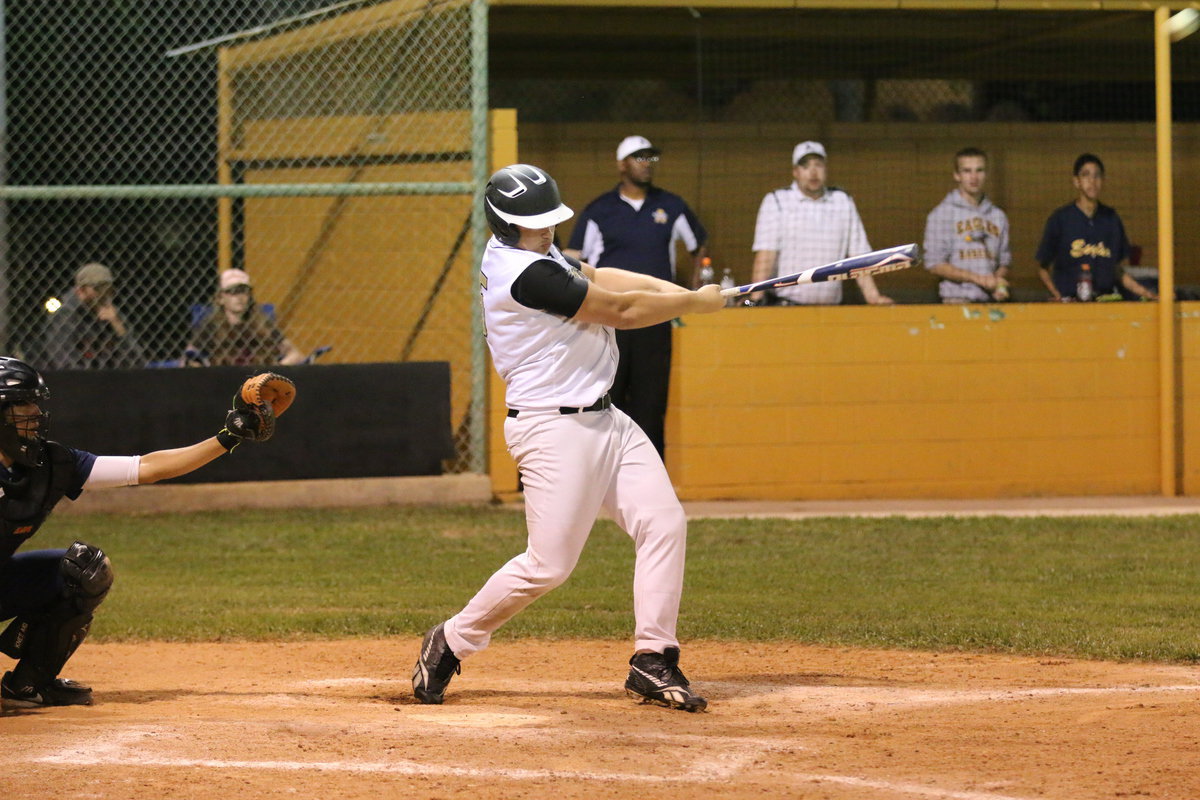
[488, 118, 1200, 501]
[667, 304, 1161, 500]
[492, 303, 1200, 500]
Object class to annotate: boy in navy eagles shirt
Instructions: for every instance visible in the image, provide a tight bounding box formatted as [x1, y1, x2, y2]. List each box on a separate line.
[1035, 153, 1156, 302]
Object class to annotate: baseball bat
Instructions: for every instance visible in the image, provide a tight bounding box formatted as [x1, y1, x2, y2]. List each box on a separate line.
[719, 243, 920, 297]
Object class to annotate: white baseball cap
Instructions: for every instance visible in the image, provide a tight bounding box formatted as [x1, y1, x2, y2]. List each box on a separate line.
[617, 135, 660, 161]
[792, 140, 827, 165]
[219, 268, 253, 290]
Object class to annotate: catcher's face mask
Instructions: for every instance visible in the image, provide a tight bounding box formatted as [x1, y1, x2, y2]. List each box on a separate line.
[0, 402, 47, 468]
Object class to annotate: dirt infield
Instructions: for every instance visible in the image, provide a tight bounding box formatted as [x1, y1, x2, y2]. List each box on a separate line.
[5, 639, 1199, 800]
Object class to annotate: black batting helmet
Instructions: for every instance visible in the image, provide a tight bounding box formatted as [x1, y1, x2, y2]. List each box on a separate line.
[0, 357, 49, 467]
[484, 164, 573, 245]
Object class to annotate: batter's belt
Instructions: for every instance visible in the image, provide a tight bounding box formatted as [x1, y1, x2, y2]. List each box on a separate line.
[507, 393, 612, 418]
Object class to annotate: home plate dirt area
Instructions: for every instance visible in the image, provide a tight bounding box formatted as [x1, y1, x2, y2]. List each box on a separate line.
[5, 639, 1199, 800]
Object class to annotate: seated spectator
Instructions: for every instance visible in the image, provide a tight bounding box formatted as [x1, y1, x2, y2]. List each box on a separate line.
[42, 263, 146, 370]
[1035, 153, 1156, 302]
[187, 269, 305, 367]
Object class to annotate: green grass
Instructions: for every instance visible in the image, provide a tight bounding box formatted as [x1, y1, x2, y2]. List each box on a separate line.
[43, 506, 1200, 662]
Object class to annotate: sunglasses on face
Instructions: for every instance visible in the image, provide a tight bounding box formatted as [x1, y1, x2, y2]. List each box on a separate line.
[631, 154, 659, 164]
[222, 285, 251, 295]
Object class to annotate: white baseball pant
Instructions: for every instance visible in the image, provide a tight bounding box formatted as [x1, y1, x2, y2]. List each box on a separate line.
[443, 405, 687, 658]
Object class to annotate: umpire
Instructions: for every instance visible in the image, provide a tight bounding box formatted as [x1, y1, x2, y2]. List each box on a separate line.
[564, 135, 708, 460]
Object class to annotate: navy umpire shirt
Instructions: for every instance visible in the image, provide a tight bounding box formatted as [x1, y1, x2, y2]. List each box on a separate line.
[567, 186, 706, 281]
[1035, 202, 1130, 298]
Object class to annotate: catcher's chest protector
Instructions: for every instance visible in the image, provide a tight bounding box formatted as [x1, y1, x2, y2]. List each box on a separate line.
[0, 441, 75, 557]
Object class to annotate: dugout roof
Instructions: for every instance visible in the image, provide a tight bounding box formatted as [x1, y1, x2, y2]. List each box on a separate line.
[489, 1, 1200, 84]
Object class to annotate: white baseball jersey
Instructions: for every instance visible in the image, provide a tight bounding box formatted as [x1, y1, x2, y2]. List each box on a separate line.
[480, 236, 617, 409]
[751, 183, 871, 304]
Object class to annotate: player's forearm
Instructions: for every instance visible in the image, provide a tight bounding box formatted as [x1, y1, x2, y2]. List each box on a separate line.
[594, 267, 687, 293]
[609, 291, 710, 328]
[930, 262, 984, 285]
[855, 274, 895, 305]
[1120, 272, 1156, 300]
[751, 251, 777, 284]
[576, 284, 723, 329]
[1037, 266, 1060, 299]
[138, 439, 228, 484]
[279, 341, 306, 365]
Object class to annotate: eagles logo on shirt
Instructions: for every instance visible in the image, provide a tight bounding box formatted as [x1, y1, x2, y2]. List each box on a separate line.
[652, 208, 668, 225]
[1070, 239, 1112, 259]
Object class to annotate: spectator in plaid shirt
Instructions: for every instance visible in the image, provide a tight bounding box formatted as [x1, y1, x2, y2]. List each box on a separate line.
[922, 147, 1012, 303]
[749, 141, 892, 306]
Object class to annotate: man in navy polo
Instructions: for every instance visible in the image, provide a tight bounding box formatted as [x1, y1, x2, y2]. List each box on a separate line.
[564, 135, 708, 460]
[1035, 153, 1156, 302]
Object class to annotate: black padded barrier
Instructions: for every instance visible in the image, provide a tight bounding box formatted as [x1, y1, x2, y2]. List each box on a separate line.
[42, 362, 455, 482]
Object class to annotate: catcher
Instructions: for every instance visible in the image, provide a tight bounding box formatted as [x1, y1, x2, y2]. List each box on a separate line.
[0, 359, 294, 708]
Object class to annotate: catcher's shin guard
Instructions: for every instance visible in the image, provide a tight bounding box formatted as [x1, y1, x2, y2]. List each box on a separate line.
[3, 609, 94, 689]
[2, 542, 113, 689]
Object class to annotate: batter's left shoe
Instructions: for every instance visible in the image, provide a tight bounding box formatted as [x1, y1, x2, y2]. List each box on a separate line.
[625, 647, 707, 712]
[411, 623, 461, 704]
[1, 671, 93, 708]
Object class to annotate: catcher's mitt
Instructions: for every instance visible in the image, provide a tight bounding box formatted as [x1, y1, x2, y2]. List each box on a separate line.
[219, 372, 296, 448]
[240, 372, 297, 417]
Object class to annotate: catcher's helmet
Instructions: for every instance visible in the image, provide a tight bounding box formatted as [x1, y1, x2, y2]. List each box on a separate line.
[0, 356, 49, 467]
[484, 164, 573, 245]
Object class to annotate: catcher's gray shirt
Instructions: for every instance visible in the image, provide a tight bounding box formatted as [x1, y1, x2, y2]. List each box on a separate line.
[923, 190, 1012, 302]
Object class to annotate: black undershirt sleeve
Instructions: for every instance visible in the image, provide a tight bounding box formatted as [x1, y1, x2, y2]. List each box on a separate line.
[511, 259, 590, 318]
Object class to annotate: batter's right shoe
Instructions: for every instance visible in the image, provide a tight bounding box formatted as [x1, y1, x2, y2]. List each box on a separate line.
[1, 671, 93, 708]
[412, 623, 460, 704]
[625, 647, 707, 712]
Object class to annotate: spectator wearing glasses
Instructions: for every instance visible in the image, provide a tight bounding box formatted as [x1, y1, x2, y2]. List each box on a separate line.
[563, 135, 708, 460]
[41, 262, 146, 370]
[186, 269, 305, 367]
[750, 141, 893, 306]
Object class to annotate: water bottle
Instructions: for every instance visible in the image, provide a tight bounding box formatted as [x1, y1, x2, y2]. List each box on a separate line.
[697, 256, 714, 287]
[1076, 263, 1093, 302]
[719, 268, 737, 306]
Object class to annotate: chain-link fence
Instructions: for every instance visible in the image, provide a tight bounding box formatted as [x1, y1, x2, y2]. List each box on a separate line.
[492, 5, 1200, 303]
[9, 2, 1200, 477]
[1, 0, 486, 470]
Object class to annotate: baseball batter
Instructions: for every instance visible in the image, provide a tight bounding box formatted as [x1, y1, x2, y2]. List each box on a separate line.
[412, 164, 725, 712]
[0, 360, 287, 707]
